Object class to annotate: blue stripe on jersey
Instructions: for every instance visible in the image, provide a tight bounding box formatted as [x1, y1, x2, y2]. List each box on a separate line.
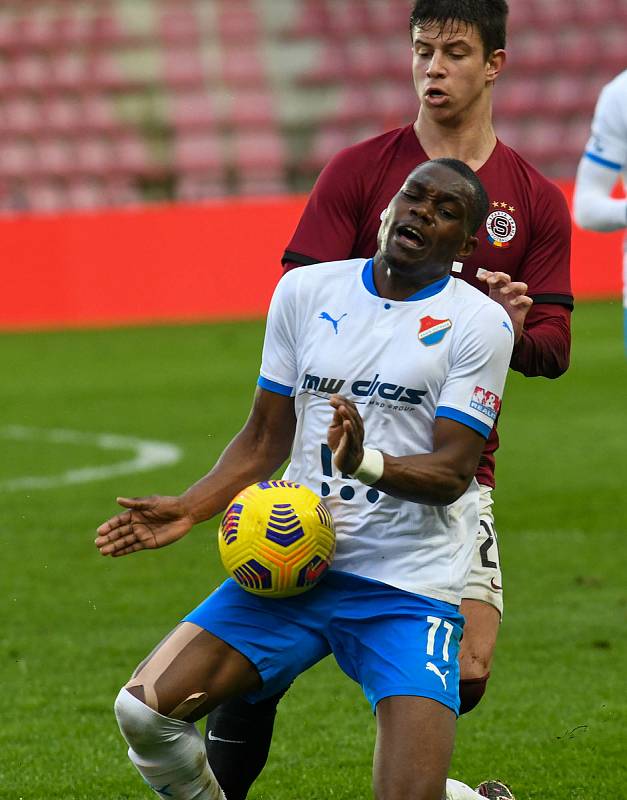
[585, 151, 623, 171]
[257, 376, 293, 396]
[362, 259, 451, 301]
[435, 406, 492, 439]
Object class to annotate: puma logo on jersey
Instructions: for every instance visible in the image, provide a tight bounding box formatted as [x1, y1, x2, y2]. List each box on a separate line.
[426, 661, 449, 690]
[319, 311, 347, 334]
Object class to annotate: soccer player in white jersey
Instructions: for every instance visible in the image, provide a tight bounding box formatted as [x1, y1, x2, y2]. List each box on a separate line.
[96, 159, 528, 800]
[573, 68, 627, 352]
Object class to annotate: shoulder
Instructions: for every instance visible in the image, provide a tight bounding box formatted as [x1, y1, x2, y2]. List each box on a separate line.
[450, 279, 510, 328]
[598, 70, 627, 103]
[494, 141, 570, 219]
[324, 126, 414, 173]
[279, 258, 366, 294]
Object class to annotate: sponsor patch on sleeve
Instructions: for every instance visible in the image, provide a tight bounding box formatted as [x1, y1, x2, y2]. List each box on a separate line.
[469, 386, 501, 420]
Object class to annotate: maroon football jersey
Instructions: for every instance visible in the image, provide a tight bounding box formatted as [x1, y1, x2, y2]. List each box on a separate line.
[283, 124, 573, 487]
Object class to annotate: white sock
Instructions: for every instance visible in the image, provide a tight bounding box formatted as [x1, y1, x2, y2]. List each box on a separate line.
[114, 688, 226, 800]
[446, 778, 483, 800]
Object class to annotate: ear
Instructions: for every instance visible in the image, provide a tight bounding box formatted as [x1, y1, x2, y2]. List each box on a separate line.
[486, 48, 506, 85]
[456, 235, 478, 260]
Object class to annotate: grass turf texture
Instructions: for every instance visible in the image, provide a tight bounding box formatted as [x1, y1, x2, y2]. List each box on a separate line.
[1, 300, 625, 799]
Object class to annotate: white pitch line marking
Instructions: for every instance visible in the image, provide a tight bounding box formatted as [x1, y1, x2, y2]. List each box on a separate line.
[0, 425, 182, 491]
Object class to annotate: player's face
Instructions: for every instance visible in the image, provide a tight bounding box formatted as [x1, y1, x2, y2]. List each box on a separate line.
[378, 162, 476, 276]
[411, 20, 502, 121]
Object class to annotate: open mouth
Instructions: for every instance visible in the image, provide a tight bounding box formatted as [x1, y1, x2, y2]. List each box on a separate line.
[396, 224, 425, 248]
[424, 88, 448, 103]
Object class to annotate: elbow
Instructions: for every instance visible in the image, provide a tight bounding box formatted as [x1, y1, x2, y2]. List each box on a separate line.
[432, 468, 475, 506]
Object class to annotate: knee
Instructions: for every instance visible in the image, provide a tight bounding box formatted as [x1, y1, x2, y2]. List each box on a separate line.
[459, 673, 490, 715]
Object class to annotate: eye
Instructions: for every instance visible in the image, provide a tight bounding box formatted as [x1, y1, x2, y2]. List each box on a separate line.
[449, 52, 466, 59]
[415, 48, 432, 58]
[439, 208, 457, 219]
[401, 190, 419, 200]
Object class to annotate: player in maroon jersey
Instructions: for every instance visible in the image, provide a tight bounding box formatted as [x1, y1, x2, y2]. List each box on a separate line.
[204, 2, 572, 799]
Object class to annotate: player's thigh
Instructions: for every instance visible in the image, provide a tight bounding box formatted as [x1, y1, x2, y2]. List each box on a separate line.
[126, 621, 262, 721]
[373, 695, 456, 800]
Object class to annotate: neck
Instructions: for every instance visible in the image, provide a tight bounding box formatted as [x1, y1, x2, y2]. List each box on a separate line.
[372, 255, 449, 301]
[414, 94, 497, 172]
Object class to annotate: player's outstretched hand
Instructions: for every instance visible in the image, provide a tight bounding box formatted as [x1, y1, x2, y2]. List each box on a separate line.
[478, 270, 533, 342]
[95, 495, 194, 557]
[327, 394, 365, 475]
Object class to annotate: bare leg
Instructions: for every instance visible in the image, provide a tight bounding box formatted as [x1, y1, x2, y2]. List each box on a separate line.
[373, 696, 456, 800]
[458, 599, 499, 713]
[115, 622, 262, 799]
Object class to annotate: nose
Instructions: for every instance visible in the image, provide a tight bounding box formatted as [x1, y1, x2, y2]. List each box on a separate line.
[410, 200, 434, 224]
[426, 51, 446, 78]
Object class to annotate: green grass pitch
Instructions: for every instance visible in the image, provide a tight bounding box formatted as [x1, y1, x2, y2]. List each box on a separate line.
[1, 301, 625, 799]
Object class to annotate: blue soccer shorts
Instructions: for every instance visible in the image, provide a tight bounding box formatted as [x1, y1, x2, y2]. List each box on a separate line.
[184, 571, 464, 715]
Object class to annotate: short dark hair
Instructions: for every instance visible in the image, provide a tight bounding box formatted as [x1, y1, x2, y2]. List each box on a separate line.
[409, 0, 508, 58]
[428, 157, 489, 234]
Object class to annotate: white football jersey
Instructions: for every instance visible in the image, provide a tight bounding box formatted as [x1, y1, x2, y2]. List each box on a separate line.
[584, 69, 627, 183]
[259, 259, 513, 604]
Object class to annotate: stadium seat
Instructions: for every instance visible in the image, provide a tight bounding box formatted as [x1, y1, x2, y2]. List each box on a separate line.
[42, 96, 83, 134]
[173, 131, 226, 200]
[216, 2, 263, 43]
[278, 0, 330, 39]
[35, 137, 75, 178]
[370, 83, 419, 131]
[12, 54, 51, 92]
[113, 134, 156, 176]
[169, 90, 217, 130]
[24, 180, 68, 213]
[301, 127, 353, 173]
[66, 178, 105, 210]
[162, 46, 207, 88]
[0, 139, 36, 179]
[328, 86, 373, 126]
[231, 130, 288, 195]
[3, 97, 41, 135]
[51, 52, 88, 91]
[49, 12, 92, 48]
[74, 137, 114, 177]
[81, 93, 123, 134]
[224, 88, 278, 128]
[220, 47, 267, 87]
[298, 43, 346, 85]
[158, 6, 203, 44]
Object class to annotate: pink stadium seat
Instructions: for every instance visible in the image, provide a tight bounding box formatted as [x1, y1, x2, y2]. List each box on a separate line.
[81, 93, 122, 133]
[327, 0, 369, 40]
[302, 127, 352, 173]
[52, 52, 88, 92]
[74, 137, 113, 176]
[158, 6, 202, 44]
[510, 32, 554, 71]
[173, 132, 225, 173]
[12, 14, 55, 50]
[25, 180, 68, 213]
[162, 47, 207, 88]
[89, 10, 132, 47]
[104, 176, 142, 206]
[169, 90, 217, 130]
[231, 130, 287, 194]
[216, 3, 262, 43]
[88, 52, 128, 91]
[298, 43, 346, 85]
[556, 28, 591, 70]
[49, 13, 92, 48]
[328, 86, 372, 126]
[35, 137, 75, 177]
[220, 47, 267, 87]
[3, 97, 41, 135]
[367, 0, 408, 37]
[383, 38, 414, 82]
[279, 0, 330, 39]
[346, 40, 386, 82]
[496, 78, 539, 117]
[12, 54, 51, 92]
[540, 76, 590, 116]
[113, 134, 155, 176]
[66, 178, 105, 210]
[370, 84, 419, 131]
[43, 96, 82, 134]
[225, 88, 278, 128]
[1, 140, 36, 179]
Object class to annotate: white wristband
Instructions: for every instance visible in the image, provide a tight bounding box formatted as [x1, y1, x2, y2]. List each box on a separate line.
[351, 448, 384, 485]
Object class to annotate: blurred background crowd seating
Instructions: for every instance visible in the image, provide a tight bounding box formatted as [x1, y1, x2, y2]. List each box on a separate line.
[0, 0, 625, 214]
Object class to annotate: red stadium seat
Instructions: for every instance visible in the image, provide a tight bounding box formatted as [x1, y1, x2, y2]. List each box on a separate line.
[298, 43, 347, 85]
[49, 12, 92, 48]
[74, 137, 114, 176]
[51, 52, 88, 91]
[301, 127, 353, 173]
[231, 130, 287, 173]
[328, 86, 373, 126]
[81, 93, 123, 134]
[220, 47, 267, 87]
[12, 54, 51, 92]
[66, 178, 105, 210]
[173, 132, 226, 200]
[113, 134, 156, 176]
[24, 180, 68, 213]
[42, 96, 82, 134]
[279, 0, 330, 39]
[216, 3, 263, 43]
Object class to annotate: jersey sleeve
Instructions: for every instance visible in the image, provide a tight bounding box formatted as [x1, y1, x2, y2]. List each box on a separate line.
[258, 271, 300, 396]
[584, 79, 627, 171]
[435, 304, 514, 439]
[518, 180, 573, 308]
[282, 148, 364, 266]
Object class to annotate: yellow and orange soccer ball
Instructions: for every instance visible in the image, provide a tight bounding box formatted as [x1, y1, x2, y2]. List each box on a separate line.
[219, 480, 336, 598]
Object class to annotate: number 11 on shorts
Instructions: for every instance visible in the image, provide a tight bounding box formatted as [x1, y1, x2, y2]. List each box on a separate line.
[426, 616, 454, 662]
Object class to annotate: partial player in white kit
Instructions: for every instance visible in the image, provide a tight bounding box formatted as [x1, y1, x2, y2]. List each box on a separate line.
[574, 68, 627, 351]
[95, 159, 527, 800]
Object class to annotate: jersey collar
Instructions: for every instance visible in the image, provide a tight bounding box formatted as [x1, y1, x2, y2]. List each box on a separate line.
[362, 258, 451, 301]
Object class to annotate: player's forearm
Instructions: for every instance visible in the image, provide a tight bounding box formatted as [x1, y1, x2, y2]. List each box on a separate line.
[510, 304, 571, 378]
[180, 428, 291, 525]
[374, 452, 477, 506]
[573, 158, 627, 231]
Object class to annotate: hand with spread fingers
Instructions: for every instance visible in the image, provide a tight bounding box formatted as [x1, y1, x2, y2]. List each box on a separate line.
[327, 394, 365, 475]
[478, 270, 533, 343]
[95, 495, 194, 557]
